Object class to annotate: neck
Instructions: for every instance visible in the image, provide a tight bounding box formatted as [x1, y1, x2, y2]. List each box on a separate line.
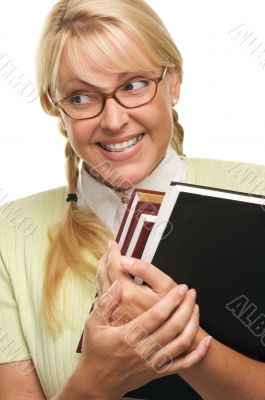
[84, 163, 133, 192]
[84, 150, 168, 193]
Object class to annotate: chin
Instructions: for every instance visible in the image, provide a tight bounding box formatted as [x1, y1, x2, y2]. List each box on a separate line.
[108, 169, 148, 190]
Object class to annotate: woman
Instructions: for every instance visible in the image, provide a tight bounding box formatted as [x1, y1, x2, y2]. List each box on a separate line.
[0, 0, 264, 399]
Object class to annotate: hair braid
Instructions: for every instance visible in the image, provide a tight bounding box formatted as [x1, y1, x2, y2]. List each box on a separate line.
[65, 141, 80, 194]
[43, 142, 113, 331]
[171, 109, 185, 156]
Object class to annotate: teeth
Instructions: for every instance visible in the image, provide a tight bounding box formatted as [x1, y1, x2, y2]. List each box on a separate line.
[100, 134, 143, 152]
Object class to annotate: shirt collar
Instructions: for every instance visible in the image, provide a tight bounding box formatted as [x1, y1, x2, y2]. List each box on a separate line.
[77, 145, 187, 235]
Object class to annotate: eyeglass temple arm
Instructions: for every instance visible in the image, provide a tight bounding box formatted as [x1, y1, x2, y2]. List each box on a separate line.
[47, 87, 58, 106]
[162, 66, 168, 79]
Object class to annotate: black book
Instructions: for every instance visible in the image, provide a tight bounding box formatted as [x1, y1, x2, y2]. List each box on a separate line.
[125, 182, 265, 399]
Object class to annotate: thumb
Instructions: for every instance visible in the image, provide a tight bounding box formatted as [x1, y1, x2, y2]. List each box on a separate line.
[91, 280, 122, 326]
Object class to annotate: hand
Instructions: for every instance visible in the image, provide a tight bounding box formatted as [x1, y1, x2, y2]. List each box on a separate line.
[96, 240, 178, 322]
[97, 241, 200, 324]
[96, 240, 209, 354]
[74, 280, 212, 399]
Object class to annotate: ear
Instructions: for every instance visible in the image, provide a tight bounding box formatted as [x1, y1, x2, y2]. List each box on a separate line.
[168, 67, 180, 105]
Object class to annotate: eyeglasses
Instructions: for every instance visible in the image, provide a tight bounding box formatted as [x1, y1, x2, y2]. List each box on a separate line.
[50, 67, 167, 120]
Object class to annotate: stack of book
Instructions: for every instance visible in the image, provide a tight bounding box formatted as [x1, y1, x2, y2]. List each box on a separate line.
[118, 182, 265, 400]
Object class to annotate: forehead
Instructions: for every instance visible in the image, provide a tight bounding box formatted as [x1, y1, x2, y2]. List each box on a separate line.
[57, 35, 160, 91]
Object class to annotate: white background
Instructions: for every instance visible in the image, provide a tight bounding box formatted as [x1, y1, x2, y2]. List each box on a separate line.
[0, 0, 264, 200]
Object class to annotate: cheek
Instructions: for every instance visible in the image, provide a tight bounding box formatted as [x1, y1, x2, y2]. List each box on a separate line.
[146, 99, 173, 140]
[64, 119, 93, 148]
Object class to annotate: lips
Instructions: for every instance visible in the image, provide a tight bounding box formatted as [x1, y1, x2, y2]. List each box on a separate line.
[97, 133, 144, 152]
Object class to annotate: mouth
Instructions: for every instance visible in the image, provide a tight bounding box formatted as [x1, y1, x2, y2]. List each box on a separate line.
[97, 133, 145, 152]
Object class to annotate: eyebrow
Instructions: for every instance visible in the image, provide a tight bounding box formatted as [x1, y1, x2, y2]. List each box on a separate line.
[61, 70, 158, 93]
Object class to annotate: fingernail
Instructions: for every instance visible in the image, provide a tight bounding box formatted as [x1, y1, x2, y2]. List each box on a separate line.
[188, 288, 196, 298]
[156, 357, 168, 370]
[194, 304, 199, 314]
[204, 335, 212, 347]
[120, 256, 135, 268]
[178, 284, 188, 296]
[107, 240, 114, 263]
[109, 280, 120, 294]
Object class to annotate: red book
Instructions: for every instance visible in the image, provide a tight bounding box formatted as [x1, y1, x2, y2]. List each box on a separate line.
[117, 188, 164, 256]
[130, 218, 156, 259]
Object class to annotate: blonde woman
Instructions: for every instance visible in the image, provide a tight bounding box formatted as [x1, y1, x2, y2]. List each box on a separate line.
[0, 0, 264, 399]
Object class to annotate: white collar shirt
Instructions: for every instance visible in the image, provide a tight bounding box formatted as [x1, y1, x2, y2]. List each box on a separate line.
[77, 145, 187, 236]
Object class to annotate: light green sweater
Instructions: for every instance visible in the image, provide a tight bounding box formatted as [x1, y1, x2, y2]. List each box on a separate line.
[0, 158, 264, 398]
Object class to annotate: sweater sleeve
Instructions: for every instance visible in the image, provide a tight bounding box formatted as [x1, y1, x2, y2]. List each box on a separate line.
[0, 249, 31, 363]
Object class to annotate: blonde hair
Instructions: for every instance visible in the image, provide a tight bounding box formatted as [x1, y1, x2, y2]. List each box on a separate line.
[36, 0, 185, 331]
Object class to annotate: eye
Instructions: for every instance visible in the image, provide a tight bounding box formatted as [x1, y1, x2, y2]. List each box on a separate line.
[121, 79, 150, 92]
[66, 94, 99, 105]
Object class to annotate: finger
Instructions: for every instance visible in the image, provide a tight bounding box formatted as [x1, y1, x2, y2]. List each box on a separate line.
[150, 289, 197, 346]
[96, 253, 112, 295]
[121, 285, 188, 337]
[150, 304, 200, 365]
[120, 256, 176, 293]
[107, 240, 121, 264]
[157, 335, 212, 376]
[90, 280, 122, 326]
[106, 240, 129, 284]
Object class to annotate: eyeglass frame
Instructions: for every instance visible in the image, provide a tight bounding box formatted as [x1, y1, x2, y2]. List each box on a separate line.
[49, 66, 168, 120]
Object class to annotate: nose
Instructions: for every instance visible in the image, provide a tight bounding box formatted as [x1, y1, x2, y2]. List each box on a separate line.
[99, 98, 129, 133]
